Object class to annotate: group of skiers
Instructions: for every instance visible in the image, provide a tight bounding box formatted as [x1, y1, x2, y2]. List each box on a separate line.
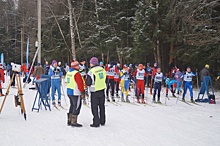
[0, 57, 214, 128]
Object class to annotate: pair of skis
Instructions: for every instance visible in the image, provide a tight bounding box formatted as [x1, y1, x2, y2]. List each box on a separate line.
[53, 105, 67, 111]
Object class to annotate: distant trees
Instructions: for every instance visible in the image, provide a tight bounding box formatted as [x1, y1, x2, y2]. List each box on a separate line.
[0, 0, 219, 76]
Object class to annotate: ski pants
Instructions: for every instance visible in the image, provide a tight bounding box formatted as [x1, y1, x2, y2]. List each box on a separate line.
[137, 80, 144, 98]
[91, 90, 106, 126]
[176, 81, 182, 92]
[182, 81, 193, 99]
[68, 95, 82, 115]
[106, 78, 115, 97]
[115, 81, 120, 96]
[51, 79, 61, 102]
[153, 82, 162, 101]
[121, 80, 130, 97]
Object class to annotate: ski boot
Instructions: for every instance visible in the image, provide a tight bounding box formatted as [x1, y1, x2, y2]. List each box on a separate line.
[182, 98, 185, 102]
[172, 93, 176, 98]
[157, 100, 162, 104]
[126, 96, 130, 103]
[52, 100, 56, 106]
[111, 96, 115, 102]
[137, 98, 140, 103]
[58, 100, 61, 106]
[141, 98, 145, 104]
[190, 98, 194, 103]
[121, 97, 125, 102]
[106, 97, 110, 102]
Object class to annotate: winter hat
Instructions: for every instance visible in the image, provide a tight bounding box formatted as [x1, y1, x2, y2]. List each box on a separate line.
[71, 61, 79, 68]
[205, 64, 209, 69]
[52, 60, 57, 65]
[100, 61, 103, 65]
[123, 64, 128, 68]
[37, 62, 41, 66]
[79, 58, 86, 62]
[90, 57, 99, 65]
[58, 62, 61, 66]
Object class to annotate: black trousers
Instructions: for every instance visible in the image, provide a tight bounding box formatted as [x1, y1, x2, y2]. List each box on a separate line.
[106, 78, 115, 97]
[68, 95, 82, 115]
[91, 90, 106, 126]
[153, 82, 162, 101]
[115, 81, 119, 96]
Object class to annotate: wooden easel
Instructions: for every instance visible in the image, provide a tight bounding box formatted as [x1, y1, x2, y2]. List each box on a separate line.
[0, 72, 27, 120]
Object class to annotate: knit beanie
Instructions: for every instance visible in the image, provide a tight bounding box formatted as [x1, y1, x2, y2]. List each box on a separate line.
[90, 57, 99, 65]
[71, 61, 79, 68]
[52, 60, 57, 65]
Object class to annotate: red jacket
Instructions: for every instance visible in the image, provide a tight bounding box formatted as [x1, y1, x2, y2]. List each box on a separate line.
[74, 71, 85, 92]
[0, 69, 5, 83]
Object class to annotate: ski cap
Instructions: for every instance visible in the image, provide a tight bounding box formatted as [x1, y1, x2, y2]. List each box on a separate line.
[58, 62, 61, 66]
[205, 64, 209, 69]
[71, 61, 79, 68]
[90, 57, 99, 65]
[123, 64, 128, 68]
[100, 61, 103, 65]
[52, 60, 57, 65]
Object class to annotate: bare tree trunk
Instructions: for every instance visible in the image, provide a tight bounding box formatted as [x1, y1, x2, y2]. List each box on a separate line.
[102, 53, 104, 63]
[169, 32, 174, 64]
[107, 49, 110, 63]
[116, 47, 123, 67]
[21, 27, 24, 64]
[153, 48, 157, 63]
[156, 40, 161, 68]
[67, 0, 76, 60]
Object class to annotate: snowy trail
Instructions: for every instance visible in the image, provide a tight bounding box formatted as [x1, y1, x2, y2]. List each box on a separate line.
[0, 76, 220, 146]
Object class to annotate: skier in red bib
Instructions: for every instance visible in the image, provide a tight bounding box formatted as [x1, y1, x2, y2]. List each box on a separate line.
[134, 64, 146, 103]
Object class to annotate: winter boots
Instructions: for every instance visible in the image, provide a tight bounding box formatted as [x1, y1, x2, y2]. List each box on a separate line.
[71, 115, 82, 127]
[67, 113, 71, 126]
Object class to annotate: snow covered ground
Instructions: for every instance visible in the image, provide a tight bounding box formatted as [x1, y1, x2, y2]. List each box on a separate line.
[0, 75, 220, 146]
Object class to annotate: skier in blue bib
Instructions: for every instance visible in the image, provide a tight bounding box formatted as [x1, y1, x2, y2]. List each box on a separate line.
[182, 67, 196, 102]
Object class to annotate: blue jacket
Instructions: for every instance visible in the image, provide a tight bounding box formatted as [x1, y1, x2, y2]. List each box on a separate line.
[49, 65, 63, 82]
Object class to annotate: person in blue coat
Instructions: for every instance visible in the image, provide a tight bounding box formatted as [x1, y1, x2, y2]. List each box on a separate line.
[182, 67, 196, 102]
[49, 60, 63, 106]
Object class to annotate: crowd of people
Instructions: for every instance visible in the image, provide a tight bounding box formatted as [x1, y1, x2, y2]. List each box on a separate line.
[0, 57, 217, 128]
